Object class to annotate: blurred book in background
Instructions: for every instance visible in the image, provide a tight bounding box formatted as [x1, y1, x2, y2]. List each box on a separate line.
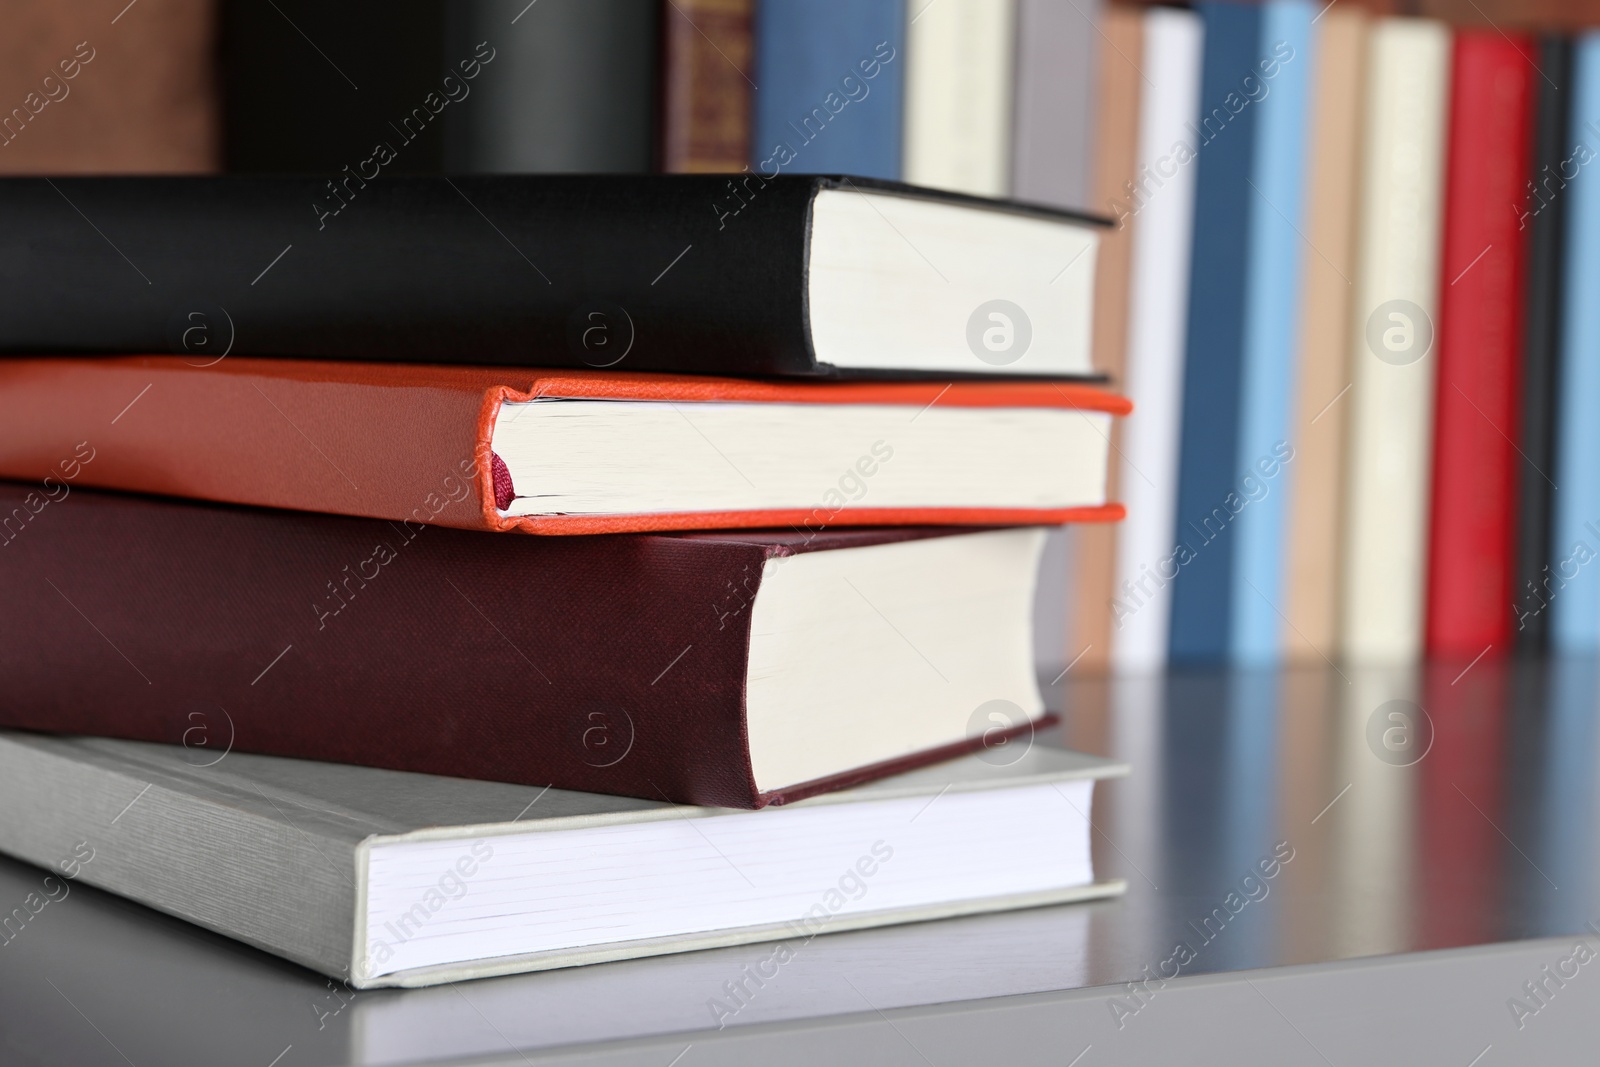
[659, 0, 753, 172]
[0, 0, 217, 173]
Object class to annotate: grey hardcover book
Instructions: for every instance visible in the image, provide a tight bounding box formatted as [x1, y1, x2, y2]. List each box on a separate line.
[1011, 0, 1101, 210]
[0, 732, 1125, 988]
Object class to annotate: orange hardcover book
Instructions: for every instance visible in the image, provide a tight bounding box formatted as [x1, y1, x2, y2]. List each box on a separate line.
[0, 357, 1129, 535]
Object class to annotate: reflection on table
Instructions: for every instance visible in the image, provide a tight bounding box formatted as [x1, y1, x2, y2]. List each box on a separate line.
[3, 659, 1598, 1065]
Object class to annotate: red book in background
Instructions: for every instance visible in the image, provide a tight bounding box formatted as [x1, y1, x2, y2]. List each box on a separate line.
[1426, 32, 1535, 658]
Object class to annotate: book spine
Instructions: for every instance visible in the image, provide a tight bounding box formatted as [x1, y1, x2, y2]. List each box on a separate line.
[1167, 0, 1264, 664]
[1283, 7, 1367, 662]
[1550, 33, 1600, 652]
[0, 738, 361, 981]
[0, 175, 823, 375]
[1338, 18, 1450, 663]
[658, 0, 754, 173]
[1109, 6, 1202, 675]
[1010, 0, 1101, 210]
[0, 356, 497, 532]
[1229, 0, 1315, 664]
[3, 0, 217, 173]
[750, 0, 905, 179]
[0, 486, 768, 807]
[903, 0, 1016, 196]
[225, 1, 446, 173]
[1072, 4, 1143, 672]
[1513, 37, 1574, 654]
[1425, 32, 1534, 659]
[445, 0, 658, 173]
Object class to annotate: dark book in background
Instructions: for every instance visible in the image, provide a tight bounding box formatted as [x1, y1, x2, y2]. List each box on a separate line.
[1516, 36, 1573, 655]
[1425, 32, 1532, 659]
[0, 175, 1103, 377]
[1167, 1, 1263, 664]
[1010, 0, 1099, 210]
[750, 0, 904, 180]
[444, 0, 658, 173]
[0, 484, 1056, 809]
[658, 0, 753, 172]
[222, 0, 447, 173]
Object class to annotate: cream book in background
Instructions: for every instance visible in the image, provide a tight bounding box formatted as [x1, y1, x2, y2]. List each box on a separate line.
[1111, 6, 1204, 674]
[903, 0, 1016, 196]
[0, 733, 1125, 989]
[1284, 6, 1368, 661]
[1339, 19, 1451, 663]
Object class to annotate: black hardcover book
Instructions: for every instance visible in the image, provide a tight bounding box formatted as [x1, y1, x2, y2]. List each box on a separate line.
[0, 175, 1105, 380]
[1516, 37, 1572, 654]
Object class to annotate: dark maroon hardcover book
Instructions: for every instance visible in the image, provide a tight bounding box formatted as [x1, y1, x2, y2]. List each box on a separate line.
[0, 483, 1049, 808]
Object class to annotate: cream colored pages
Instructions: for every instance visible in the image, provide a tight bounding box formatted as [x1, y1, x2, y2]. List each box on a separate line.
[1339, 18, 1450, 663]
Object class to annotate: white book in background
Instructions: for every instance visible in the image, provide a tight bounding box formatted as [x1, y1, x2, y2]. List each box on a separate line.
[0, 733, 1125, 988]
[903, 0, 1017, 196]
[1339, 19, 1450, 663]
[1110, 7, 1203, 675]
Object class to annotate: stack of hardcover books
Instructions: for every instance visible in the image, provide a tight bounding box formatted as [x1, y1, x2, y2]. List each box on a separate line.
[0, 174, 1129, 988]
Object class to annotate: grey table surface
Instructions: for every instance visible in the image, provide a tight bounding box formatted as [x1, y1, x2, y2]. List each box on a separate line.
[4, 660, 1600, 1065]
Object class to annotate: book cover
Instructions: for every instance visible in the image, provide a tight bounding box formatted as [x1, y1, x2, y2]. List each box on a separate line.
[1339, 18, 1451, 663]
[0, 174, 1103, 378]
[1109, 6, 1203, 675]
[1514, 37, 1574, 654]
[0, 484, 1061, 809]
[1550, 33, 1600, 652]
[1283, 6, 1367, 662]
[1425, 31, 1533, 659]
[1072, 4, 1143, 672]
[0, 733, 1126, 987]
[749, 0, 904, 179]
[903, 0, 1016, 196]
[658, 0, 754, 173]
[1167, 0, 1264, 664]
[0, 357, 1127, 535]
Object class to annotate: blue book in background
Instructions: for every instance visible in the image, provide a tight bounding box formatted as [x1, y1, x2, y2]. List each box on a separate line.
[1167, 1, 1265, 663]
[751, 0, 905, 179]
[1551, 33, 1600, 652]
[1229, 1, 1315, 663]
